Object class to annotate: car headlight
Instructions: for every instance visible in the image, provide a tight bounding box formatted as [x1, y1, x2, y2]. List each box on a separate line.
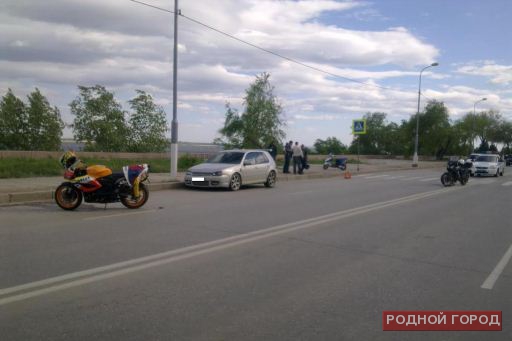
[212, 171, 223, 176]
[489, 165, 497, 169]
[186, 171, 192, 176]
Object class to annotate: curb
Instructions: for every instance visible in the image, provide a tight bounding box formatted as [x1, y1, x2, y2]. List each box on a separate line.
[0, 182, 185, 206]
[0, 165, 442, 206]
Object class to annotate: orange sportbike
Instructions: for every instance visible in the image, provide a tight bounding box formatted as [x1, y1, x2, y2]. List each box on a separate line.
[55, 157, 150, 211]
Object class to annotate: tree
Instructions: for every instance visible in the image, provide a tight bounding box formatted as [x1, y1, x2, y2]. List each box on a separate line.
[217, 73, 285, 148]
[0, 89, 29, 150]
[402, 100, 452, 159]
[314, 137, 347, 154]
[26, 88, 64, 150]
[127, 90, 168, 152]
[70, 85, 129, 152]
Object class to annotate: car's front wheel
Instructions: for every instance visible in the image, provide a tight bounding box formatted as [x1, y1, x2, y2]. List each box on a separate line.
[264, 171, 276, 188]
[229, 173, 241, 191]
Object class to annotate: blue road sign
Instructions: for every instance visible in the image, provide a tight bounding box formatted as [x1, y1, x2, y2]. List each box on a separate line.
[352, 119, 366, 135]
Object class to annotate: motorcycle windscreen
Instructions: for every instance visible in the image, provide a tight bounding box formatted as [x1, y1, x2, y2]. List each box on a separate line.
[125, 165, 145, 185]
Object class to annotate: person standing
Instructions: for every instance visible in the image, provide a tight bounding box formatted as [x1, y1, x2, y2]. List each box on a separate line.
[283, 141, 292, 173]
[301, 144, 309, 171]
[292, 141, 303, 174]
[268, 141, 277, 161]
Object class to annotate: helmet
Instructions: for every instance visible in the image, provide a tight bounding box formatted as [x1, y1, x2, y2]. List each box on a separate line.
[60, 151, 77, 169]
[458, 159, 465, 166]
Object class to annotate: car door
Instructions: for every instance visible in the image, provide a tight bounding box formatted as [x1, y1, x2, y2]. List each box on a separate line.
[254, 152, 271, 182]
[241, 152, 258, 184]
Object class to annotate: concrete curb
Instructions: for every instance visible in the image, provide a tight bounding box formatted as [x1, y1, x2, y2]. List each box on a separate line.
[0, 165, 442, 206]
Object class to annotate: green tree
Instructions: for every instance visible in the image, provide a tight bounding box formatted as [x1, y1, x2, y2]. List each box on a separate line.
[0, 89, 29, 150]
[472, 110, 502, 148]
[217, 73, 285, 148]
[313, 137, 347, 154]
[26, 88, 64, 150]
[70, 85, 129, 152]
[403, 100, 452, 159]
[127, 90, 168, 152]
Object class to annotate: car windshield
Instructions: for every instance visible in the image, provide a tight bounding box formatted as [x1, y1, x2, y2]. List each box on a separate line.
[475, 155, 496, 162]
[206, 152, 245, 164]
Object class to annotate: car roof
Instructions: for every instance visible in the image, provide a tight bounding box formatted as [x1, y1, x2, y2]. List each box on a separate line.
[221, 149, 269, 153]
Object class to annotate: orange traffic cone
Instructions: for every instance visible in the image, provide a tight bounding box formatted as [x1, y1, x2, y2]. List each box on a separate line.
[344, 170, 352, 179]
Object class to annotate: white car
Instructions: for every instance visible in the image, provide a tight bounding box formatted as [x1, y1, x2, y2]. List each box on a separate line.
[472, 154, 505, 177]
[184, 150, 277, 191]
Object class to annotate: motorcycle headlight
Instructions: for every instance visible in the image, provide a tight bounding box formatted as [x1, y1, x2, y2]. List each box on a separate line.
[212, 171, 223, 176]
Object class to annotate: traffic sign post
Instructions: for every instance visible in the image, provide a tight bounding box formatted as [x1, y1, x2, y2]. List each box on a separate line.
[352, 119, 367, 172]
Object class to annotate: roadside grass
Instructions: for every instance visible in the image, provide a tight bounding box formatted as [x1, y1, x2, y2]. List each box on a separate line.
[0, 155, 206, 178]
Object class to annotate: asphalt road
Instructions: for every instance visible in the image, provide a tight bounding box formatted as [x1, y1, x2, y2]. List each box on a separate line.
[1, 168, 511, 340]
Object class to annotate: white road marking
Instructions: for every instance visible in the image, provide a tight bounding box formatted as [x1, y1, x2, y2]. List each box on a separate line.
[502, 181, 512, 186]
[83, 209, 158, 221]
[0, 187, 455, 306]
[364, 175, 390, 179]
[473, 179, 497, 185]
[420, 177, 439, 182]
[481, 244, 512, 290]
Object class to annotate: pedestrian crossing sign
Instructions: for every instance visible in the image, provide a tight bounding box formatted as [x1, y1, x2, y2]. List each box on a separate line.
[352, 119, 366, 135]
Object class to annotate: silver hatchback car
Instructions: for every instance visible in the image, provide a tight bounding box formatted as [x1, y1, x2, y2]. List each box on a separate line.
[184, 149, 277, 191]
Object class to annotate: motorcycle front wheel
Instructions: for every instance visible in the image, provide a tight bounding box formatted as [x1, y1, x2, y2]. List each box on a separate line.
[440, 172, 453, 187]
[120, 183, 149, 209]
[460, 174, 469, 185]
[55, 184, 83, 210]
[323, 164, 329, 170]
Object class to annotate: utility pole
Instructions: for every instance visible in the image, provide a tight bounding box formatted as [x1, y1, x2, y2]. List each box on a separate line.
[170, 0, 179, 178]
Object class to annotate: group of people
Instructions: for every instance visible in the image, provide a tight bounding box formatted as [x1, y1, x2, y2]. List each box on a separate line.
[283, 141, 309, 174]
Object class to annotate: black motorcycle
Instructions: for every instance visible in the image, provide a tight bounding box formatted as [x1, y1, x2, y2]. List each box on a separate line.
[440, 160, 471, 186]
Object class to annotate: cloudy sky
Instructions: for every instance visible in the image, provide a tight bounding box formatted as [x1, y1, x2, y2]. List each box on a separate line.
[1, 0, 511, 145]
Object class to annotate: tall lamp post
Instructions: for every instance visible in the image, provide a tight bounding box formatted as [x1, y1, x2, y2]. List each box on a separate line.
[472, 97, 487, 152]
[170, 0, 179, 178]
[412, 62, 439, 167]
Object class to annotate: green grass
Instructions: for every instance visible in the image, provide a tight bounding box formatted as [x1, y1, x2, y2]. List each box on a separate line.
[0, 155, 206, 178]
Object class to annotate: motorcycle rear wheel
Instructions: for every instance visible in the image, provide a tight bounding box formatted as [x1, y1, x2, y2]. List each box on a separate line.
[440, 173, 453, 187]
[120, 183, 149, 209]
[55, 184, 83, 210]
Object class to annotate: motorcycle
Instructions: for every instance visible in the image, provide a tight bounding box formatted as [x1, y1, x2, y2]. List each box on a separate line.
[323, 153, 347, 170]
[440, 159, 471, 187]
[54, 153, 150, 210]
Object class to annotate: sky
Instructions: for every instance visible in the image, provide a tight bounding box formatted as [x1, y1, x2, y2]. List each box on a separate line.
[1, 0, 511, 146]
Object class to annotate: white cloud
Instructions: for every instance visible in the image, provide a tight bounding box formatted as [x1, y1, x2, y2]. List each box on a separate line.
[456, 61, 512, 85]
[294, 114, 338, 121]
[1, 0, 508, 145]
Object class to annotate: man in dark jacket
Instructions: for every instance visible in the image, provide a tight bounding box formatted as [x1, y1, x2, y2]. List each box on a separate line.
[268, 142, 277, 161]
[301, 144, 309, 171]
[283, 141, 292, 173]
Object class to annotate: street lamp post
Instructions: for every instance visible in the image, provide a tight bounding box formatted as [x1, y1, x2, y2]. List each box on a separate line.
[472, 97, 487, 152]
[412, 62, 439, 167]
[170, 0, 179, 178]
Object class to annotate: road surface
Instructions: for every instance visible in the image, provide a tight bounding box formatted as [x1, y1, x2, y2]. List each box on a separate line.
[1, 168, 511, 340]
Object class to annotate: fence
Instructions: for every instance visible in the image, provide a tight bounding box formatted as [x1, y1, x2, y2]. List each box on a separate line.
[0, 150, 438, 161]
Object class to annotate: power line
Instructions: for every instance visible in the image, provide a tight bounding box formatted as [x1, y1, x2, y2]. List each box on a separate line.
[127, 0, 174, 13]
[127, 0, 398, 92]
